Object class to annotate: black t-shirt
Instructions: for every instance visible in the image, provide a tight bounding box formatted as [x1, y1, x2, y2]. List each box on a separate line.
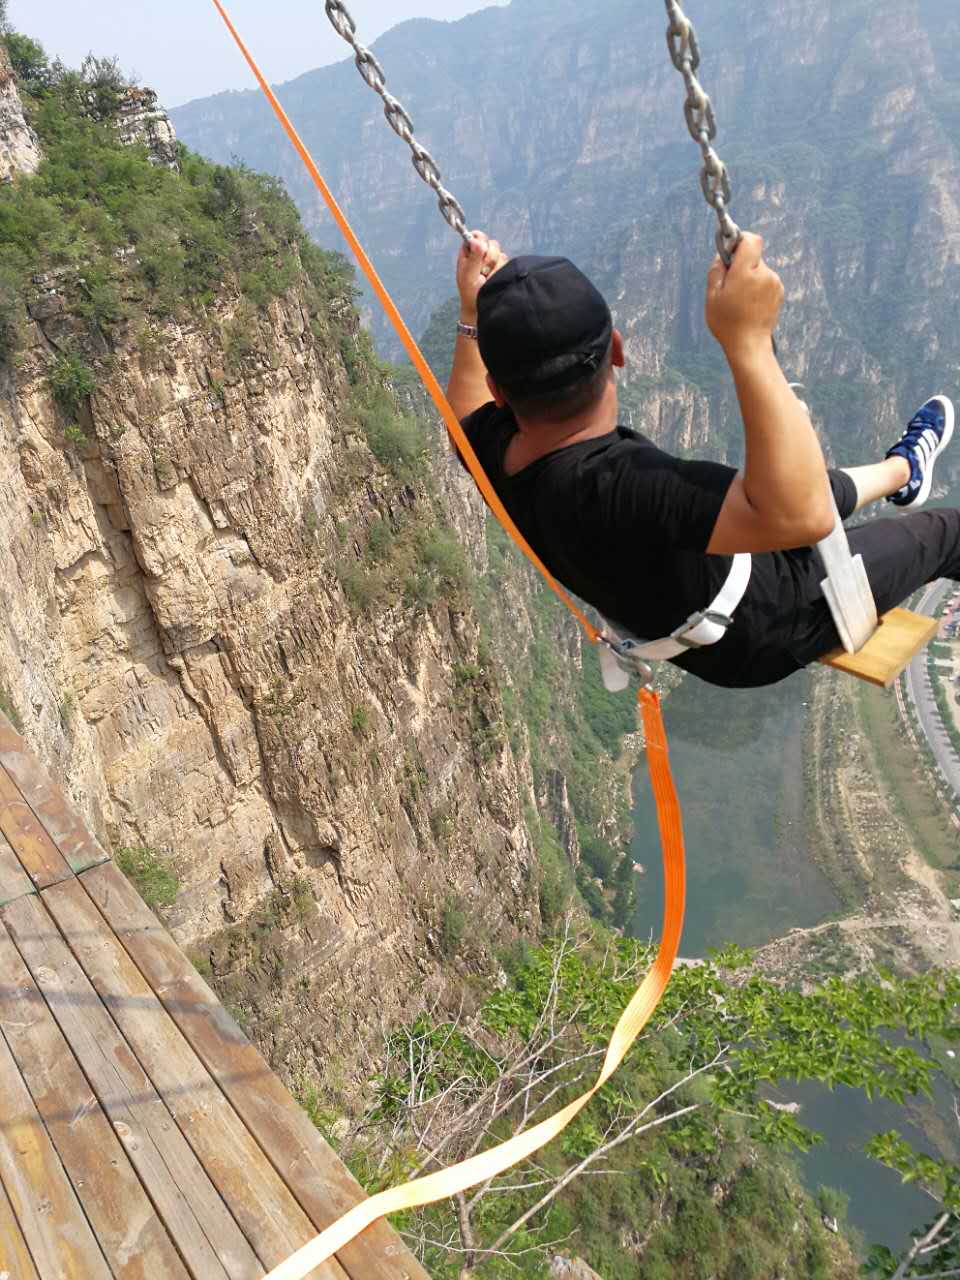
[462, 402, 736, 637]
[459, 402, 829, 687]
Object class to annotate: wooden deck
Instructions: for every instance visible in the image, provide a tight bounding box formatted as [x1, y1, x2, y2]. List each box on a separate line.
[0, 712, 428, 1280]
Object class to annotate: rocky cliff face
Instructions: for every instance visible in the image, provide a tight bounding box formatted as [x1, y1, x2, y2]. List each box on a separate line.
[173, 0, 960, 476]
[0, 267, 541, 1083]
[114, 87, 179, 169]
[0, 44, 40, 181]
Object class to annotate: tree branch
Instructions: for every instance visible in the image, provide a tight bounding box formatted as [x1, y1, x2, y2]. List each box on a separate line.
[486, 1101, 701, 1256]
[893, 1213, 953, 1280]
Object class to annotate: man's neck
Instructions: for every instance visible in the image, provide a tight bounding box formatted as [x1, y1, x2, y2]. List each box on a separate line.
[512, 386, 620, 459]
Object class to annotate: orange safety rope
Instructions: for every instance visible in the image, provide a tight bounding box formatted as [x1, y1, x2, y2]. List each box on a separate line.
[208, 5, 686, 1273]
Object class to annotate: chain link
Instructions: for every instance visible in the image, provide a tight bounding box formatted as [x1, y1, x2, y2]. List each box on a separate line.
[664, 0, 741, 263]
[325, 0, 738, 259]
[323, 0, 470, 242]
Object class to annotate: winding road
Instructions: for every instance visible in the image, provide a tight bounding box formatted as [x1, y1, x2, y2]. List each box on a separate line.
[902, 580, 960, 803]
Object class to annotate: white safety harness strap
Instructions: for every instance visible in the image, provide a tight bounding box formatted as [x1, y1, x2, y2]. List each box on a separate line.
[599, 553, 753, 691]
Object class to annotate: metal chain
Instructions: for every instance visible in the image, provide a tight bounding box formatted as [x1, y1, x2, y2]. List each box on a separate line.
[323, 0, 470, 243]
[663, 0, 741, 263]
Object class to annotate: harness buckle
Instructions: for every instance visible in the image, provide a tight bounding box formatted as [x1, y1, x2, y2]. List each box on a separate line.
[669, 608, 736, 650]
[602, 636, 655, 689]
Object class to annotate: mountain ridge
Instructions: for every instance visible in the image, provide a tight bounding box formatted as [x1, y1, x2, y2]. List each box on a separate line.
[174, 0, 960, 479]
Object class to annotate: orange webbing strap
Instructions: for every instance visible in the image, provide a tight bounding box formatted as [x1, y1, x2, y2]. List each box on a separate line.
[263, 688, 685, 1280]
[210, 0, 600, 645]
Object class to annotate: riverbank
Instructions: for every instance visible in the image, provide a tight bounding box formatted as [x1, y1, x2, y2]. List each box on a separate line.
[754, 666, 960, 982]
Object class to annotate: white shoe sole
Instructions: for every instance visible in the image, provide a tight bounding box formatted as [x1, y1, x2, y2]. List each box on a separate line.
[912, 395, 954, 508]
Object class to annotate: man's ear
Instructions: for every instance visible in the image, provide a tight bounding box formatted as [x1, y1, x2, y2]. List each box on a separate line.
[486, 373, 507, 408]
[611, 329, 626, 369]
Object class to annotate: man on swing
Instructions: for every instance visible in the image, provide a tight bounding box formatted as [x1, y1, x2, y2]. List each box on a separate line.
[446, 231, 957, 689]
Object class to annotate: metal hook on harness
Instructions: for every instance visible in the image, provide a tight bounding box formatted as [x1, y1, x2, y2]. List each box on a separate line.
[598, 632, 655, 694]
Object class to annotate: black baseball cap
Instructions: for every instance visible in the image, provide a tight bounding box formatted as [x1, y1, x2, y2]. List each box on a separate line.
[477, 256, 613, 395]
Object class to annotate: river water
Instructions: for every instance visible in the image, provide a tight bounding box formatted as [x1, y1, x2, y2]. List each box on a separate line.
[629, 671, 937, 1258]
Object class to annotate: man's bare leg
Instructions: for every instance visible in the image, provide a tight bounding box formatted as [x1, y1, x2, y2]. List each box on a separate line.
[841, 457, 911, 512]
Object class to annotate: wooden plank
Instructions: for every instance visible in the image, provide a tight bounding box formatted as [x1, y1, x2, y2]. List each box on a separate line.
[0, 827, 35, 907]
[0, 917, 190, 1280]
[0, 1008, 112, 1279]
[820, 608, 940, 688]
[2, 895, 257, 1280]
[42, 878, 347, 1280]
[0, 767, 72, 890]
[0, 1172, 41, 1280]
[82, 862, 431, 1280]
[0, 718, 109, 875]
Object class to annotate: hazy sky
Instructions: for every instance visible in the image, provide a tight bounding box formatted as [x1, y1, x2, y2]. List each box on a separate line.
[9, 1, 508, 108]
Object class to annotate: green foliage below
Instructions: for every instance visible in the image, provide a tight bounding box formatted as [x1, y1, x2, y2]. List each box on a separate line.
[524, 804, 575, 928]
[115, 845, 179, 911]
[419, 527, 466, 583]
[330, 366, 472, 620]
[295, 1078, 341, 1148]
[440, 894, 469, 956]
[864, 1209, 960, 1278]
[578, 639, 638, 754]
[350, 704, 371, 735]
[816, 1183, 849, 1223]
[927, 650, 960, 761]
[666, 348, 729, 395]
[338, 503, 468, 618]
[336, 937, 960, 1277]
[63, 423, 91, 448]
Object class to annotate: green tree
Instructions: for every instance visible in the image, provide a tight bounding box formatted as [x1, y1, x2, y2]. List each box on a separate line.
[333, 933, 959, 1277]
[79, 53, 129, 118]
[418, 295, 460, 385]
[3, 31, 53, 96]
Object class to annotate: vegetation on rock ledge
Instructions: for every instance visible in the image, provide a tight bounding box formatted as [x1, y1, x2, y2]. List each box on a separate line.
[0, 27, 355, 357]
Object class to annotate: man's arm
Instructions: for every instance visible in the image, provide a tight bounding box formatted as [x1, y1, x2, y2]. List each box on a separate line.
[446, 232, 509, 424]
[705, 233, 835, 555]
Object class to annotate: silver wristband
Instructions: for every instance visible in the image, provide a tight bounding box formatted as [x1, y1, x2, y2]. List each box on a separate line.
[456, 322, 479, 340]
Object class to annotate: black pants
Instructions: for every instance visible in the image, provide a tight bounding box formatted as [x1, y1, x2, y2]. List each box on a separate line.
[679, 471, 960, 688]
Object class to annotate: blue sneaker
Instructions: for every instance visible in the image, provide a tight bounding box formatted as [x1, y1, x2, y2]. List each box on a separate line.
[885, 395, 955, 508]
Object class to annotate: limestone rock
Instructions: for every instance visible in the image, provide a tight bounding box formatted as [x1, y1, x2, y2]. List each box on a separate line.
[114, 87, 179, 169]
[541, 768, 581, 868]
[0, 45, 40, 182]
[549, 1257, 603, 1280]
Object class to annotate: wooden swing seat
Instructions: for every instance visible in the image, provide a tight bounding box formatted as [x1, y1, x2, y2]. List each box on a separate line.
[819, 608, 939, 689]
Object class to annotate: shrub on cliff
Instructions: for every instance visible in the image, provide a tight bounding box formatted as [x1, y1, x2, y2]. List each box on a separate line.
[115, 844, 179, 911]
[0, 268, 19, 362]
[355, 385, 428, 479]
[48, 353, 95, 415]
